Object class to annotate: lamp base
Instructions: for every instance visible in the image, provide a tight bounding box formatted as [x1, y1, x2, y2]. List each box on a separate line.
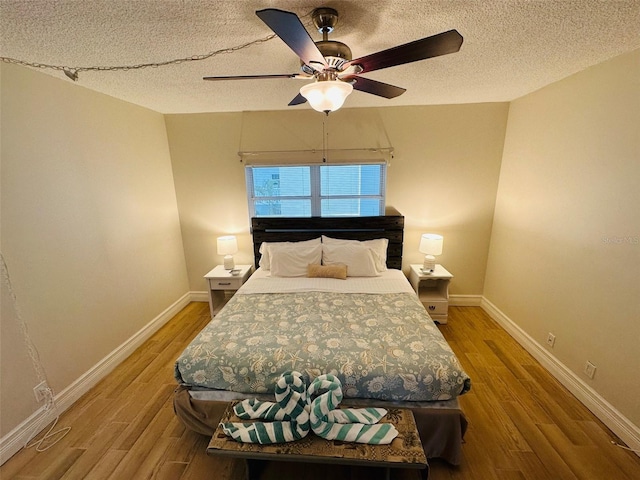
[223, 255, 235, 270]
[422, 255, 436, 273]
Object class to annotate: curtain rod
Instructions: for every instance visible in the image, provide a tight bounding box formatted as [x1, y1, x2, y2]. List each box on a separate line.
[238, 147, 394, 157]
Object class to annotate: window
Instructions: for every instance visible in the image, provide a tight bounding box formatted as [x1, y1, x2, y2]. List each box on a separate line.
[246, 163, 386, 217]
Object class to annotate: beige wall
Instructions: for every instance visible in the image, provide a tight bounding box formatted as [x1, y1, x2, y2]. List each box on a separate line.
[0, 63, 189, 437]
[380, 105, 508, 294]
[165, 111, 249, 292]
[484, 49, 640, 425]
[165, 103, 508, 295]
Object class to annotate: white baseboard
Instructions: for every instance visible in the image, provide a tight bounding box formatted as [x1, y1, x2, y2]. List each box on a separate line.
[450, 294, 482, 307]
[480, 297, 640, 456]
[0, 291, 193, 465]
[194, 292, 479, 307]
[189, 291, 209, 303]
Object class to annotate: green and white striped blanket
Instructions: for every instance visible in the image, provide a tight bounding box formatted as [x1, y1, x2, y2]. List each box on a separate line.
[221, 371, 398, 445]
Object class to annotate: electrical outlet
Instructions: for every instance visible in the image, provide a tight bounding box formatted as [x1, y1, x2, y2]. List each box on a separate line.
[584, 361, 597, 379]
[546, 332, 556, 348]
[33, 381, 49, 402]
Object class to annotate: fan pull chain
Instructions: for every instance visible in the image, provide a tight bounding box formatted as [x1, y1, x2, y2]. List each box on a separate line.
[322, 115, 329, 163]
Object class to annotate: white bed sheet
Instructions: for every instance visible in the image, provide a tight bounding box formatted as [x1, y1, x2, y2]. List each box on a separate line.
[236, 267, 416, 295]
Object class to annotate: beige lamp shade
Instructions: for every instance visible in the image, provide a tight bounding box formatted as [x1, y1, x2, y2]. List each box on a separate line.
[217, 236, 238, 270]
[419, 234, 443, 273]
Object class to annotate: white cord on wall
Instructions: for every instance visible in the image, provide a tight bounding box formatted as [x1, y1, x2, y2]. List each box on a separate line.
[610, 440, 640, 454]
[0, 252, 70, 452]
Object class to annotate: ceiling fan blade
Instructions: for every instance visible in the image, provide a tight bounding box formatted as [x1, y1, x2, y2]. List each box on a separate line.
[288, 93, 308, 106]
[342, 30, 463, 74]
[203, 74, 303, 81]
[256, 9, 328, 70]
[343, 76, 406, 99]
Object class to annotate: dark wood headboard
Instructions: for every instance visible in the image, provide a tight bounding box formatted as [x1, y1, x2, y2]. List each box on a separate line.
[251, 206, 404, 269]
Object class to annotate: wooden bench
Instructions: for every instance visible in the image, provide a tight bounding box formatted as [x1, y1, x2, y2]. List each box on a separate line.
[207, 401, 428, 480]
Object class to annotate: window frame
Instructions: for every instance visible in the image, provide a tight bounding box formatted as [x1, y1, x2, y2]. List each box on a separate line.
[245, 163, 387, 217]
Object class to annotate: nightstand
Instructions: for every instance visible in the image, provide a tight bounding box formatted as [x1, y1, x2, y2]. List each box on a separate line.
[408, 264, 453, 324]
[204, 265, 252, 318]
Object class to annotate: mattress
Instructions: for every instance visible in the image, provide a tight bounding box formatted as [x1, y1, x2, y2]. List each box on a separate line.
[174, 269, 471, 403]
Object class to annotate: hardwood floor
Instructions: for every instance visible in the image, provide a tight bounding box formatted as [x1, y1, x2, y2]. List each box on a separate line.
[2, 303, 639, 479]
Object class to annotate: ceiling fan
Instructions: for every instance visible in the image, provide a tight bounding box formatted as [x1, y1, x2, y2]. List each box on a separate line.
[204, 7, 463, 113]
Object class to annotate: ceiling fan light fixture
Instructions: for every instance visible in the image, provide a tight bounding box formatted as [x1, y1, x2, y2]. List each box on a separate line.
[300, 80, 353, 113]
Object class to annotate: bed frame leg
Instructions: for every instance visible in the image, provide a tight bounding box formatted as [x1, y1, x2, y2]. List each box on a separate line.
[245, 459, 267, 480]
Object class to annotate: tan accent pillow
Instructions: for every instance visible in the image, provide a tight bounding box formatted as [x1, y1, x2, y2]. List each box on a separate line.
[307, 263, 347, 280]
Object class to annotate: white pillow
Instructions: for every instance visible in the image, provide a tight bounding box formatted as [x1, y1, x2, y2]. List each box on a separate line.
[269, 244, 323, 277]
[259, 238, 321, 270]
[321, 236, 388, 272]
[322, 243, 380, 277]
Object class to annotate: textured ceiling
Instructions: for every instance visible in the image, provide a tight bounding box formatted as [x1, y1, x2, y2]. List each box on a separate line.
[1, 0, 639, 114]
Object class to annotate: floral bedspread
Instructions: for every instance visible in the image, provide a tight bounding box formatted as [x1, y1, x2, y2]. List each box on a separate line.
[174, 292, 471, 402]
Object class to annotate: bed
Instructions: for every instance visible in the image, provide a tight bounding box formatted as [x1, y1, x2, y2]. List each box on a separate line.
[174, 208, 471, 465]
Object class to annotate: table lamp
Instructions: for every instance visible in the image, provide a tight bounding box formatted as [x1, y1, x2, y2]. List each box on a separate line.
[217, 235, 238, 270]
[419, 234, 443, 273]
